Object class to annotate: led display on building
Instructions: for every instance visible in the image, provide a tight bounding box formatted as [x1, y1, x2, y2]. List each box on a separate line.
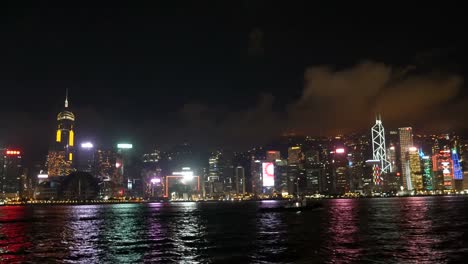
[262, 162, 274, 187]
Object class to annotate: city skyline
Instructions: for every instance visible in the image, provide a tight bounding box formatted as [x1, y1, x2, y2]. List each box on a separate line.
[0, 5, 467, 165]
[2, 5, 468, 263]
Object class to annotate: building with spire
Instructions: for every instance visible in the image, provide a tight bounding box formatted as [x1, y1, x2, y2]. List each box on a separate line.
[47, 90, 75, 177]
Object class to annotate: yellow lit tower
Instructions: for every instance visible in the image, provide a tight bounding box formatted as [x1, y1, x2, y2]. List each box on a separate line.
[56, 89, 75, 161]
[47, 90, 75, 177]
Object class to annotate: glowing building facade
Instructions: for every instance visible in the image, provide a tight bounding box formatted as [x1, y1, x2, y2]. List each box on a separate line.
[421, 155, 433, 191]
[408, 147, 423, 191]
[399, 127, 414, 190]
[48, 91, 75, 177]
[451, 149, 463, 191]
[371, 117, 391, 173]
[432, 150, 453, 191]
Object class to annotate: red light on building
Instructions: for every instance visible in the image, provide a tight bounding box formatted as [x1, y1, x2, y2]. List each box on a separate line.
[6, 150, 21, 155]
[335, 148, 345, 154]
[396, 172, 401, 176]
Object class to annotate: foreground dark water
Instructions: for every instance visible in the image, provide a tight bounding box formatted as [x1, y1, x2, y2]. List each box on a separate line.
[1, 197, 468, 263]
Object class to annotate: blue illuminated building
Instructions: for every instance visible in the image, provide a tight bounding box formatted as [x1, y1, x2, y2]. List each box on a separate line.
[452, 149, 463, 180]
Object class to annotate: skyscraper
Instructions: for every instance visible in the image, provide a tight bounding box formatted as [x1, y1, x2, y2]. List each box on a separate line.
[287, 146, 304, 195]
[371, 116, 391, 173]
[0, 149, 23, 199]
[408, 147, 423, 191]
[451, 148, 463, 191]
[304, 149, 323, 194]
[287, 146, 303, 164]
[432, 150, 454, 191]
[235, 166, 245, 194]
[332, 148, 349, 194]
[48, 91, 75, 177]
[77, 142, 96, 175]
[387, 145, 397, 173]
[399, 127, 414, 190]
[266, 151, 280, 162]
[421, 155, 433, 191]
[207, 151, 224, 195]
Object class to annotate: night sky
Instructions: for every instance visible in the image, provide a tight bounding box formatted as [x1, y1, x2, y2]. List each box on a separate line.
[0, 3, 466, 164]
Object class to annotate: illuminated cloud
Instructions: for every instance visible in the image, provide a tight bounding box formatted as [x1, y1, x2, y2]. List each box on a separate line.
[288, 61, 464, 135]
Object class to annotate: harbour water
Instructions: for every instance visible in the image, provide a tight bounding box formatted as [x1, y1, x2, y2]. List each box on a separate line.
[1, 196, 468, 263]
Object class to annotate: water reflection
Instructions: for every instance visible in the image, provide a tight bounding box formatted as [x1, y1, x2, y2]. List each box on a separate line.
[0, 198, 467, 263]
[99, 204, 148, 263]
[324, 199, 362, 263]
[397, 198, 442, 262]
[254, 210, 288, 263]
[66, 206, 102, 262]
[0, 206, 31, 263]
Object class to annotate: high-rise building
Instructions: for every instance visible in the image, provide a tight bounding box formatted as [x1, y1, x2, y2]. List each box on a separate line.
[235, 166, 245, 194]
[371, 116, 391, 173]
[460, 141, 468, 189]
[287, 146, 303, 164]
[141, 149, 163, 198]
[0, 149, 23, 199]
[332, 148, 349, 194]
[274, 159, 288, 195]
[346, 135, 373, 193]
[304, 149, 323, 194]
[266, 151, 280, 162]
[451, 148, 463, 191]
[399, 127, 414, 190]
[116, 143, 140, 196]
[387, 144, 397, 173]
[287, 146, 304, 195]
[48, 91, 75, 177]
[47, 151, 72, 177]
[206, 151, 224, 196]
[421, 155, 433, 191]
[96, 149, 122, 197]
[77, 142, 96, 175]
[432, 150, 453, 191]
[408, 147, 423, 191]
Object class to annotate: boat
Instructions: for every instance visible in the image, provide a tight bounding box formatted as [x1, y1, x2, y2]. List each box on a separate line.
[258, 200, 322, 213]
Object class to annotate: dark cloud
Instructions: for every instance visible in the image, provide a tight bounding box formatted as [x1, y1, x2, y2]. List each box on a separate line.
[127, 62, 466, 150]
[288, 62, 464, 135]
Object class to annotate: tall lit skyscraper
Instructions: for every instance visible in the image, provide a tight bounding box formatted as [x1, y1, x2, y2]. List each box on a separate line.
[333, 148, 349, 194]
[451, 148, 463, 191]
[287, 146, 304, 195]
[0, 149, 23, 199]
[432, 150, 454, 191]
[48, 91, 75, 177]
[78, 142, 96, 175]
[408, 147, 423, 191]
[304, 149, 322, 194]
[399, 127, 413, 190]
[387, 144, 397, 173]
[421, 155, 433, 191]
[371, 116, 391, 173]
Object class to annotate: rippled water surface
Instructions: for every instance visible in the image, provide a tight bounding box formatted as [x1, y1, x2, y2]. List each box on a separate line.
[1, 197, 468, 263]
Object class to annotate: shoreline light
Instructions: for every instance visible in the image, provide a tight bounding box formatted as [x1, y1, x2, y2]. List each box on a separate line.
[117, 143, 133, 149]
[81, 142, 94, 149]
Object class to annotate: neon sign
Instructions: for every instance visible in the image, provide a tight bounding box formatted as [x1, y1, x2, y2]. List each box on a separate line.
[262, 162, 274, 187]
